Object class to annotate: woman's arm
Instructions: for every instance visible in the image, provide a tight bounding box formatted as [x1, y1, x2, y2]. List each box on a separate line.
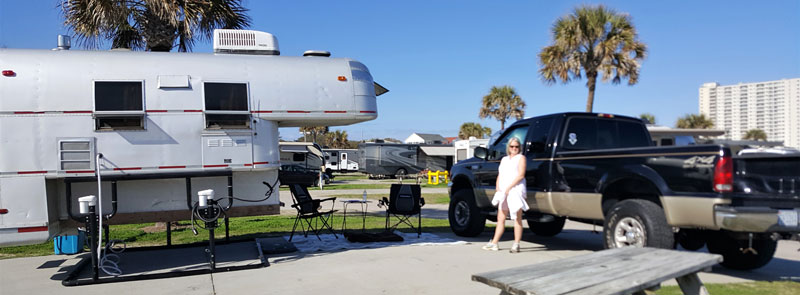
[503, 156, 527, 193]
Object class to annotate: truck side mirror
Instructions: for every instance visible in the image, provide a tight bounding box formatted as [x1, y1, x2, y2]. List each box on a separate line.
[474, 146, 488, 160]
[528, 142, 546, 154]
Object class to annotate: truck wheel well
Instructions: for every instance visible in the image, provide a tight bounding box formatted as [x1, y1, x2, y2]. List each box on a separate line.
[450, 176, 472, 197]
[602, 178, 662, 215]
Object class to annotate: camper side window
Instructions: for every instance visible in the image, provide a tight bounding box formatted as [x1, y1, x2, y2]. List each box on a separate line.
[94, 81, 145, 131]
[204, 82, 250, 129]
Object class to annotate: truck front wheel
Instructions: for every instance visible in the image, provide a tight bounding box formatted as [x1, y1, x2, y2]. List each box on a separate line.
[448, 189, 485, 237]
[706, 232, 777, 270]
[603, 199, 674, 249]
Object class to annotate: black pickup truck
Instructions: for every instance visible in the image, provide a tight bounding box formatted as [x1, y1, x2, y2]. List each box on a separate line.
[448, 112, 799, 270]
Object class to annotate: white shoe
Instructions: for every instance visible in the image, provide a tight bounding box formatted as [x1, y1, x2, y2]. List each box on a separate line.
[482, 242, 498, 251]
[509, 243, 520, 253]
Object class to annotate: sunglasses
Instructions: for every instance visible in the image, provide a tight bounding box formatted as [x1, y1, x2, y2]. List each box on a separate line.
[509, 145, 520, 149]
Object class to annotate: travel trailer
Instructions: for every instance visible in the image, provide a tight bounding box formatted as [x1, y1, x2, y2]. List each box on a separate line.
[279, 142, 325, 169]
[323, 148, 359, 173]
[0, 30, 383, 246]
[453, 138, 489, 164]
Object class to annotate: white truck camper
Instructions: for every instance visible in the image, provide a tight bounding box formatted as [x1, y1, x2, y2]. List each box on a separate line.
[0, 30, 383, 246]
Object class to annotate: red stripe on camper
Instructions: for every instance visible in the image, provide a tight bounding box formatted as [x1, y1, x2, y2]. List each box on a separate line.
[158, 166, 186, 169]
[324, 111, 346, 113]
[360, 111, 376, 113]
[63, 111, 93, 114]
[253, 162, 269, 165]
[18, 170, 47, 174]
[183, 110, 203, 112]
[287, 110, 310, 113]
[146, 110, 168, 113]
[113, 167, 142, 171]
[13, 111, 44, 114]
[65, 170, 95, 174]
[244, 164, 252, 166]
[251, 111, 273, 113]
[18, 226, 48, 233]
[203, 164, 228, 168]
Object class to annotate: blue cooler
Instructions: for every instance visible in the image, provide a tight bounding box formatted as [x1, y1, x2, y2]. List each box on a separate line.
[54, 231, 85, 255]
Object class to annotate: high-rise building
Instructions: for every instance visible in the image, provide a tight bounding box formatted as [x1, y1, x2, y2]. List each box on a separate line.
[699, 78, 800, 148]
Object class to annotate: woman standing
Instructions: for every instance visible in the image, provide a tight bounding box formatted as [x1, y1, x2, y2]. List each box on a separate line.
[482, 137, 528, 253]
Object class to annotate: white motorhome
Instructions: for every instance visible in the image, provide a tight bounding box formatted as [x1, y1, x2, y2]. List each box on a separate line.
[323, 148, 359, 173]
[0, 30, 382, 246]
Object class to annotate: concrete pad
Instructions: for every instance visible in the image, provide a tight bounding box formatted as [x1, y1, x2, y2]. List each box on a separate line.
[1, 220, 797, 294]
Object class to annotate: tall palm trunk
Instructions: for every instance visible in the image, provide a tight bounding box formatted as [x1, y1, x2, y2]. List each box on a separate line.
[586, 73, 597, 113]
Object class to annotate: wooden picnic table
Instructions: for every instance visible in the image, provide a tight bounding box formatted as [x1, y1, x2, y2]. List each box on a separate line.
[472, 247, 723, 295]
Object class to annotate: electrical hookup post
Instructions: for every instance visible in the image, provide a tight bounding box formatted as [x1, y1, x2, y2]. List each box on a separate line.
[193, 189, 223, 269]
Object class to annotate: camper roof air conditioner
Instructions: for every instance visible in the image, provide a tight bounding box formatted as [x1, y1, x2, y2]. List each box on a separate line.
[213, 29, 280, 55]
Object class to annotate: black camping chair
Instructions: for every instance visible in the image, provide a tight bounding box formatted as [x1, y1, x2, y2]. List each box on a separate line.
[379, 183, 425, 237]
[288, 184, 338, 241]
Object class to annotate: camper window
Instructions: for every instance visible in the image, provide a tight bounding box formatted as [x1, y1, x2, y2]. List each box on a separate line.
[94, 81, 145, 130]
[204, 82, 250, 129]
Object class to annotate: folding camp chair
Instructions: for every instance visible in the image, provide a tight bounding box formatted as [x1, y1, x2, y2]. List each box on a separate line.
[288, 184, 338, 241]
[379, 183, 425, 237]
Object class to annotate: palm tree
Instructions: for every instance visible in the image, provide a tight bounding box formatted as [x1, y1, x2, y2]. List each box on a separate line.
[60, 0, 251, 52]
[458, 122, 492, 139]
[743, 129, 767, 141]
[676, 114, 714, 129]
[639, 113, 656, 125]
[479, 86, 525, 130]
[300, 126, 329, 143]
[539, 5, 647, 112]
[328, 130, 349, 148]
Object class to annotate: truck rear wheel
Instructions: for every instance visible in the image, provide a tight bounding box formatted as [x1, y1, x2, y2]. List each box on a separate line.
[526, 216, 566, 237]
[448, 189, 485, 237]
[603, 199, 674, 249]
[706, 232, 777, 270]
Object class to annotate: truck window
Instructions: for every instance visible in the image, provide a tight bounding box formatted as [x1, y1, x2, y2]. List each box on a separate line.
[617, 121, 651, 147]
[488, 126, 529, 160]
[562, 118, 650, 150]
[204, 82, 250, 129]
[528, 117, 554, 158]
[562, 118, 597, 150]
[94, 81, 145, 130]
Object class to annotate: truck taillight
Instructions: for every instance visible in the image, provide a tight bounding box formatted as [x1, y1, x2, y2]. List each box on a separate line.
[713, 155, 733, 192]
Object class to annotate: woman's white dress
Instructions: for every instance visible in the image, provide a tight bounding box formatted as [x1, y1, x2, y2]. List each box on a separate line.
[491, 154, 529, 219]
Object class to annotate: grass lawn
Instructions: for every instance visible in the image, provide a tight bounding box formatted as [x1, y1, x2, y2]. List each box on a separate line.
[0, 214, 452, 259]
[653, 281, 800, 295]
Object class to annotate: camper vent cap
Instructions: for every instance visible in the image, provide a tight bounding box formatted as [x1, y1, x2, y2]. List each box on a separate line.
[213, 29, 280, 55]
[303, 50, 331, 57]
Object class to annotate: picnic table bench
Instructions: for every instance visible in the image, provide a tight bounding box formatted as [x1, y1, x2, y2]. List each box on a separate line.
[472, 247, 723, 295]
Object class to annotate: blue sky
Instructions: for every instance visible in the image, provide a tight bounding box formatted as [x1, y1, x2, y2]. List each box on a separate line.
[2, 1, 799, 141]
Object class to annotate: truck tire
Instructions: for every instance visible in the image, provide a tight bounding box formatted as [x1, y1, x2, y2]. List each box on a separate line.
[527, 216, 566, 237]
[603, 199, 674, 249]
[448, 189, 485, 237]
[706, 232, 777, 270]
[395, 168, 407, 177]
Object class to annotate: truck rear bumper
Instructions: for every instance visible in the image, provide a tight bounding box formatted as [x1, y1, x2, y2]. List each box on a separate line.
[714, 206, 800, 233]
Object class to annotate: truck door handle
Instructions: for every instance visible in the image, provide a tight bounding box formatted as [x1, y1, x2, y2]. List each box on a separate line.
[471, 165, 480, 170]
